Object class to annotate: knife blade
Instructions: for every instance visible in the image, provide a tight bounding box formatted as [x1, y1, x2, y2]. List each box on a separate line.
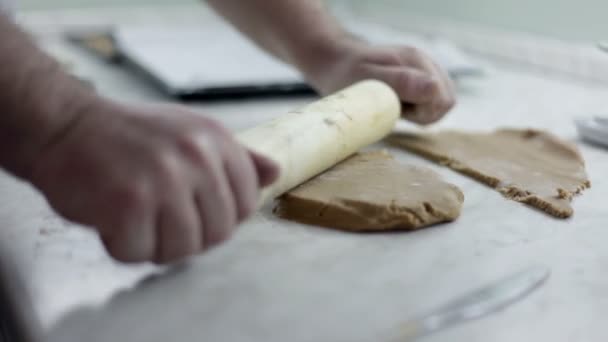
[0, 248, 40, 342]
[575, 117, 608, 148]
[388, 266, 550, 341]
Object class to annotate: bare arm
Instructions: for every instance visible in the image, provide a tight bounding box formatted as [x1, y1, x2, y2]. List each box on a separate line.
[205, 0, 347, 77]
[0, 14, 93, 177]
[206, 0, 456, 124]
[0, 14, 277, 263]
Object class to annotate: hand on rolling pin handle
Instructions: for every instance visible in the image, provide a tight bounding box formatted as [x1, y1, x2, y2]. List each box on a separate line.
[305, 40, 456, 125]
[30, 99, 279, 264]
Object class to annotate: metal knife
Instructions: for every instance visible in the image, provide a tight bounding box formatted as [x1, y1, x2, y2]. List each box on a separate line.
[575, 117, 608, 148]
[0, 248, 40, 342]
[387, 266, 550, 341]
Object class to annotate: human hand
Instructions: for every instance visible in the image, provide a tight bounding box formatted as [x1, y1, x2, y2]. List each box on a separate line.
[306, 40, 456, 125]
[30, 99, 279, 264]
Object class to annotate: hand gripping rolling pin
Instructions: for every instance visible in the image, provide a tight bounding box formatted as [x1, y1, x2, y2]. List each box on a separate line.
[237, 79, 401, 205]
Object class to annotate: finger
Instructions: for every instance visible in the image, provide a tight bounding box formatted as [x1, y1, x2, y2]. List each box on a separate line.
[425, 60, 457, 118]
[155, 191, 201, 264]
[248, 150, 280, 187]
[96, 181, 157, 263]
[400, 49, 456, 117]
[99, 206, 156, 263]
[222, 140, 259, 221]
[364, 64, 439, 104]
[403, 103, 440, 125]
[194, 139, 237, 249]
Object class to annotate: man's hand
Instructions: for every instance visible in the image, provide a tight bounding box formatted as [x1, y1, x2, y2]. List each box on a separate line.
[0, 13, 278, 264]
[30, 99, 279, 264]
[206, 0, 455, 125]
[305, 40, 456, 125]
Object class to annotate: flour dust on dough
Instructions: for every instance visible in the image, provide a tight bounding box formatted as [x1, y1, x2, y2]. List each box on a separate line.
[274, 151, 464, 231]
[388, 129, 590, 218]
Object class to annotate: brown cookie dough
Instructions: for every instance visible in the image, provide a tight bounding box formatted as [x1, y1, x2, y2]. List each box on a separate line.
[274, 151, 464, 231]
[388, 129, 590, 218]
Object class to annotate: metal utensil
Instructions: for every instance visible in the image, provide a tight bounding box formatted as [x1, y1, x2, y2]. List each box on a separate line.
[0, 248, 40, 342]
[575, 117, 608, 149]
[388, 266, 550, 341]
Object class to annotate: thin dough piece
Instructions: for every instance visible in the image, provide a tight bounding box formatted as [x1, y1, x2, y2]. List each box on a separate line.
[388, 129, 590, 218]
[274, 151, 464, 231]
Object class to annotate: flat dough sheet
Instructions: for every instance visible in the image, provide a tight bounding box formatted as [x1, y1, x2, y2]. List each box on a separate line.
[274, 151, 464, 231]
[388, 129, 590, 218]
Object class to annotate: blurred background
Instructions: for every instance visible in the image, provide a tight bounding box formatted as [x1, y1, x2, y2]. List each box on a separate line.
[19, 0, 608, 41]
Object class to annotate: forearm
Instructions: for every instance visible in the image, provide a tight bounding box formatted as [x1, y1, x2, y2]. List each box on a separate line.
[205, 0, 355, 76]
[0, 14, 96, 178]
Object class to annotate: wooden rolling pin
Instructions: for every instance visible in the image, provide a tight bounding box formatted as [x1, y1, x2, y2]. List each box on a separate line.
[237, 79, 401, 205]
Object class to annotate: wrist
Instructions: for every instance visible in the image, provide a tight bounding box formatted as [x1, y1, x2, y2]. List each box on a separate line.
[2, 63, 101, 180]
[291, 27, 353, 74]
[291, 29, 365, 92]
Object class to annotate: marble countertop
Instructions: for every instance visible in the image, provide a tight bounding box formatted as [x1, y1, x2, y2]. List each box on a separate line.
[2, 6, 608, 342]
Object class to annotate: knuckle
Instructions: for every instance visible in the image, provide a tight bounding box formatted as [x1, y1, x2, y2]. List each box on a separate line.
[387, 51, 403, 65]
[376, 49, 402, 65]
[401, 46, 423, 60]
[396, 71, 412, 92]
[114, 181, 148, 215]
[175, 130, 200, 153]
[422, 77, 440, 95]
[398, 72, 437, 99]
[152, 148, 180, 181]
[357, 47, 401, 66]
[220, 135, 243, 159]
[202, 118, 231, 137]
[176, 132, 217, 168]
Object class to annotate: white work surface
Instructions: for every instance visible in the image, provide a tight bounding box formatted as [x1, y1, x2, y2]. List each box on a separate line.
[2, 7, 608, 342]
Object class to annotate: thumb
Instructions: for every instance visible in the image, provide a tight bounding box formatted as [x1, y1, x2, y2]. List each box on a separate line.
[248, 150, 280, 187]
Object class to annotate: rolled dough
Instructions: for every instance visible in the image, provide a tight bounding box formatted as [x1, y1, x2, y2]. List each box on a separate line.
[388, 129, 590, 218]
[273, 151, 464, 231]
